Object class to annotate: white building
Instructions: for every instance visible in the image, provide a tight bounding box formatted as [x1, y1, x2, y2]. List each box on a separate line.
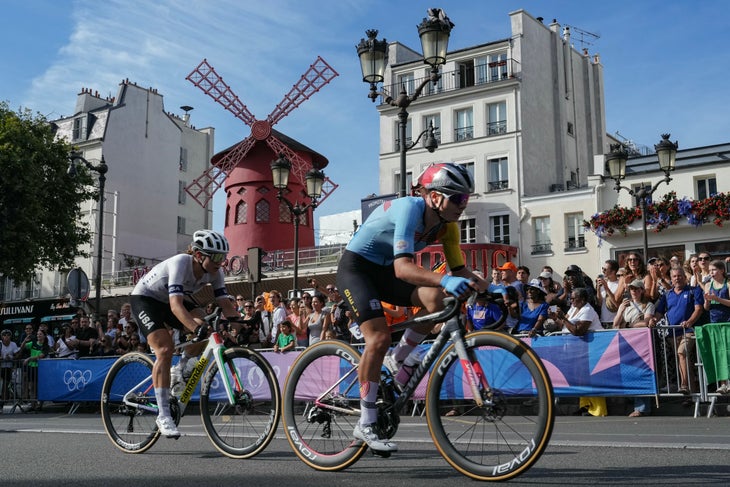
[2, 81, 214, 306]
[374, 10, 607, 277]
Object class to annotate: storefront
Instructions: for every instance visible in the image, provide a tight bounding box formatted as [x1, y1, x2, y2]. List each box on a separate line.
[0, 299, 79, 342]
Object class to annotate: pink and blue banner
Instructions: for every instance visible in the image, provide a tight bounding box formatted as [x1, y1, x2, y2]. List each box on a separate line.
[37, 328, 656, 402]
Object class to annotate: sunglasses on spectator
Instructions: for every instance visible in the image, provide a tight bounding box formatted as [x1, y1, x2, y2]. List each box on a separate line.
[326, 287, 335, 292]
[202, 252, 226, 264]
[236, 297, 244, 301]
[698, 256, 710, 261]
[244, 305, 253, 308]
[627, 258, 640, 262]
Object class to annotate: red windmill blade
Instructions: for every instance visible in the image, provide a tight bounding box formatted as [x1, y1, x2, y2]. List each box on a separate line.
[184, 56, 339, 207]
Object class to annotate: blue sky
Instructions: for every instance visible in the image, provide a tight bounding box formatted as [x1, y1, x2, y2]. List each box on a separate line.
[3, 0, 730, 239]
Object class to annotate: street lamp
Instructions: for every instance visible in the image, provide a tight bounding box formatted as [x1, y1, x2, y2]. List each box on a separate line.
[605, 134, 678, 261]
[270, 154, 325, 295]
[357, 8, 454, 197]
[68, 151, 108, 318]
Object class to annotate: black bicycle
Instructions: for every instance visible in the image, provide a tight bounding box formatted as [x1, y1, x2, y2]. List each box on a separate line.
[282, 293, 554, 481]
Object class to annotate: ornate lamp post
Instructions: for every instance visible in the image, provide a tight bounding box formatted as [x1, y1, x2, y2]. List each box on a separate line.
[68, 151, 108, 317]
[357, 8, 454, 197]
[605, 134, 679, 261]
[270, 154, 325, 295]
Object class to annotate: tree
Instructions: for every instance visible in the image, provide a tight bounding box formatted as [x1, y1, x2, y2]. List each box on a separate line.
[0, 101, 96, 283]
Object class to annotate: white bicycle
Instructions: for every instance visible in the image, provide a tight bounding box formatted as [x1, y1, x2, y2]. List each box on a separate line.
[100, 312, 281, 458]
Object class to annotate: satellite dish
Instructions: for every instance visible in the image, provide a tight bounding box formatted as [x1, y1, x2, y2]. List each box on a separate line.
[67, 267, 90, 301]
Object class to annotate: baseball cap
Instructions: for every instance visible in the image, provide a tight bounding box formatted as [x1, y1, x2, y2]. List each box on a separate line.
[564, 264, 582, 275]
[525, 279, 547, 296]
[628, 279, 645, 289]
[647, 257, 658, 264]
[1, 329, 11, 336]
[497, 261, 518, 272]
[539, 271, 552, 279]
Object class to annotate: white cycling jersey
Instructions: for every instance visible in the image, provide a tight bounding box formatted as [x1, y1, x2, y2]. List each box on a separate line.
[132, 253, 228, 302]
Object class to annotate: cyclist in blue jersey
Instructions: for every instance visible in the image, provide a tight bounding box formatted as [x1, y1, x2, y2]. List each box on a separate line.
[338, 163, 488, 453]
[131, 230, 242, 438]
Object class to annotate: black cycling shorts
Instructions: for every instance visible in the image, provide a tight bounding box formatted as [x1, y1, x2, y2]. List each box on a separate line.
[130, 294, 198, 338]
[336, 249, 416, 324]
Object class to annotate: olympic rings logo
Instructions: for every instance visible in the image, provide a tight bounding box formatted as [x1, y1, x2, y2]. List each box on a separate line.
[63, 369, 93, 391]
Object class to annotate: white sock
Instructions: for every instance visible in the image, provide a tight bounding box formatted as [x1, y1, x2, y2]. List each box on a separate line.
[359, 381, 379, 425]
[155, 387, 170, 417]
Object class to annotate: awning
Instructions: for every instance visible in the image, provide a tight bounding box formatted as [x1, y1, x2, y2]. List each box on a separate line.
[41, 314, 76, 322]
[3, 317, 33, 324]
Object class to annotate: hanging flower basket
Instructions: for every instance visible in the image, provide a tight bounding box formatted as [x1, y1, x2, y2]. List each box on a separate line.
[583, 191, 730, 244]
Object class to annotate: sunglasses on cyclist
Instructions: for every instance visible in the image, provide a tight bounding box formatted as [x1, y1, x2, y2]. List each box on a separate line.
[441, 193, 469, 205]
[201, 252, 227, 264]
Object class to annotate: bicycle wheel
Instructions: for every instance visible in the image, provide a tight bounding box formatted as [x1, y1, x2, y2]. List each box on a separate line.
[282, 340, 367, 471]
[426, 331, 554, 481]
[101, 352, 161, 453]
[200, 347, 281, 458]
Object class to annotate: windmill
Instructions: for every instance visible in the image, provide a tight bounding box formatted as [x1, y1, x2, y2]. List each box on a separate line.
[184, 56, 339, 207]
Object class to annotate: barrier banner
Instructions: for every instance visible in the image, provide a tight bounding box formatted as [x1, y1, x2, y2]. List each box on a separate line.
[38, 329, 656, 403]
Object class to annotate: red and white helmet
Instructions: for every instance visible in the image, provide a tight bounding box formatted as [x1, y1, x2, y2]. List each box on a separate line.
[412, 163, 474, 196]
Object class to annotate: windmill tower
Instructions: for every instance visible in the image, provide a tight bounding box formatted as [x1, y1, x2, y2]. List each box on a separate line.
[185, 57, 339, 259]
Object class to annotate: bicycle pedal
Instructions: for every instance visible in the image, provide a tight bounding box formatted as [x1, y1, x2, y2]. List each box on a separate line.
[371, 449, 391, 458]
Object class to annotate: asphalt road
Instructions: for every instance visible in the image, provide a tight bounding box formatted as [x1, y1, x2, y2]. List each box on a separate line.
[1, 413, 729, 486]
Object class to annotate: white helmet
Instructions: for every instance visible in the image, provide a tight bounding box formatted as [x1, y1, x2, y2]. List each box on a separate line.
[192, 230, 229, 254]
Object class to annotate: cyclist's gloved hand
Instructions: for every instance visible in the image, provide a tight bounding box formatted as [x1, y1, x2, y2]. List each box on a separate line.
[195, 325, 209, 341]
[440, 275, 472, 296]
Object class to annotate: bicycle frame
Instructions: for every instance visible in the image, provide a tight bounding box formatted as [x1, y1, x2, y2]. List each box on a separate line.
[121, 331, 241, 415]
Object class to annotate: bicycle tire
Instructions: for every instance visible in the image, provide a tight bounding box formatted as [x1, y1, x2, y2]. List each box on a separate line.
[200, 347, 281, 459]
[426, 331, 554, 481]
[101, 352, 161, 453]
[282, 340, 367, 471]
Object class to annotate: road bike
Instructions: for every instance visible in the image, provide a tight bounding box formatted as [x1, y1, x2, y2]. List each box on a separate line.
[100, 312, 281, 458]
[282, 293, 555, 481]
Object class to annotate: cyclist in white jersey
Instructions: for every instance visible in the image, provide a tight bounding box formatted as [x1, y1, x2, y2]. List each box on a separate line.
[131, 230, 241, 438]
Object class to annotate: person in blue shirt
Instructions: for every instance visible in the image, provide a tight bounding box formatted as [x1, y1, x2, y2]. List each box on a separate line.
[649, 266, 704, 394]
[338, 163, 488, 453]
[466, 293, 503, 331]
[513, 280, 550, 337]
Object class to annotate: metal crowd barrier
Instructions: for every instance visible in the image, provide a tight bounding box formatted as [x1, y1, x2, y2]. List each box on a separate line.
[0, 358, 42, 413]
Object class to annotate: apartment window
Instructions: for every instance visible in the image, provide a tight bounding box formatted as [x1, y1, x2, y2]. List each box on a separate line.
[487, 101, 507, 136]
[460, 218, 476, 243]
[475, 52, 508, 84]
[178, 181, 187, 204]
[177, 216, 186, 235]
[394, 171, 413, 194]
[235, 201, 247, 224]
[490, 215, 510, 244]
[397, 72, 415, 96]
[179, 147, 188, 171]
[488, 52, 508, 81]
[696, 176, 717, 200]
[426, 75, 443, 95]
[72, 116, 86, 141]
[567, 122, 574, 136]
[532, 216, 552, 254]
[457, 60, 475, 88]
[423, 114, 441, 143]
[631, 183, 652, 207]
[487, 157, 508, 191]
[565, 213, 585, 250]
[255, 199, 270, 223]
[394, 118, 412, 151]
[454, 108, 473, 141]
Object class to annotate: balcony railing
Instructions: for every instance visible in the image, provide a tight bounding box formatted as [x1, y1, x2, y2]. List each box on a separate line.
[531, 242, 553, 255]
[488, 180, 509, 191]
[487, 120, 507, 136]
[378, 60, 518, 104]
[454, 126, 474, 141]
[565, 236, 586, 251]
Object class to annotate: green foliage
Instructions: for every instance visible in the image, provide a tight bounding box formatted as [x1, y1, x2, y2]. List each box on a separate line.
[0, 101, 96, 283]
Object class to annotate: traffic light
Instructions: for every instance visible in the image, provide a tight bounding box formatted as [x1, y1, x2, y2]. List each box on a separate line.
[247, 247, 266, 283]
